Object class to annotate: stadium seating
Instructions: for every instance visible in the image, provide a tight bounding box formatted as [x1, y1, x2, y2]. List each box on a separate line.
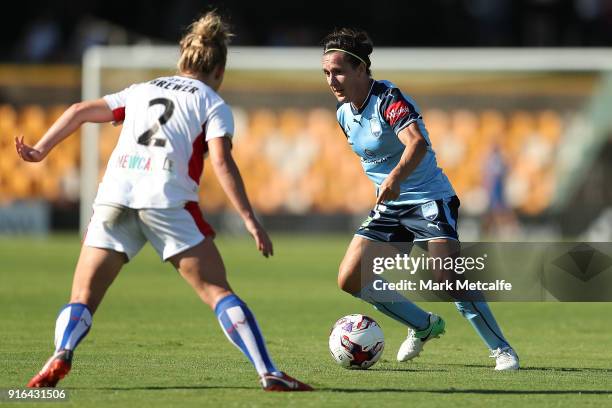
[0, 104, 562, 216]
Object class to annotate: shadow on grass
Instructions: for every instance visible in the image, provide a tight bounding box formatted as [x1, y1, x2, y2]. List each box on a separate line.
[78, 385, 254, 391]
[444, 364, 612, 373]
[320, 388, 612, 395]
[76, 385, 612, 395]
[70, 365, 612, 395]
[368, 368, 447, 373]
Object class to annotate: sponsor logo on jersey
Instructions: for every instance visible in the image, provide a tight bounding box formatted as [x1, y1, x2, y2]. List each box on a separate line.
[361, 155, 391, 165]
[114, 154, 174, 173]
[384, 101, 412, 126]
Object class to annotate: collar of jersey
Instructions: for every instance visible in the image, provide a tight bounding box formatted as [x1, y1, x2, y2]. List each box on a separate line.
[175, 74, 206, 88]
[350, 79, 376, 116]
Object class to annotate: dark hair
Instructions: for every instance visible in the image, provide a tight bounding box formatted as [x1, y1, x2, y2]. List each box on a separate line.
[321, 28, 373, 76]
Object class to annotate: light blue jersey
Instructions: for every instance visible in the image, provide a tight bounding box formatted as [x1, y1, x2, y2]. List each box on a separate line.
[337, 80, 455, 205]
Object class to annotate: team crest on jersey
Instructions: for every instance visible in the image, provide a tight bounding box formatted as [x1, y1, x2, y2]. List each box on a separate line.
[421, 201, 438, 221]
[369, 117, 382, 138]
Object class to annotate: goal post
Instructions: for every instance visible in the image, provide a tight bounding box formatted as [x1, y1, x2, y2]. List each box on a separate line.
[81, 46, 612, 235]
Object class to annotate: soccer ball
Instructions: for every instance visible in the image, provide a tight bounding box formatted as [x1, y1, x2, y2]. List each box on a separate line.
[328, 314, 385, 369]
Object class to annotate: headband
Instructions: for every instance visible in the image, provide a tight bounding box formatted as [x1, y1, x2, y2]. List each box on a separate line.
[324, 48, 368, 66]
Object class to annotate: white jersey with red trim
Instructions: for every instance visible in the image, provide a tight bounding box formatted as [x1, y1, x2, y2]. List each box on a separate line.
[96, 75, 233, 208]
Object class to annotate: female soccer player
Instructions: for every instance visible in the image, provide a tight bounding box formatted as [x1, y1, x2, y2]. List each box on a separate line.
[17, 12, 312, 391]
[321, 28, 519, 370]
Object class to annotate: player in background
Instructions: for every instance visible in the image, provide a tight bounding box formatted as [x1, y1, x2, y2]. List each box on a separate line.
[16, 11, 312, 391]
[321, 28, 519, 370]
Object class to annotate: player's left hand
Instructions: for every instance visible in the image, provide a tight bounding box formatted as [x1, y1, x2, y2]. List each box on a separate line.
[15, 136, 46, 162]
[376, 175, 401, 204]
[244, 217, 274, 258]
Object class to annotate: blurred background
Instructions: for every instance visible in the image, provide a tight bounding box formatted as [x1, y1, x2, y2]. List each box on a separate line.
[1, 0, 612, 241]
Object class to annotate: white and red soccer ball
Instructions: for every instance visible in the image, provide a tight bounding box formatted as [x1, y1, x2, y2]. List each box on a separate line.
[328, 314, 385, 369]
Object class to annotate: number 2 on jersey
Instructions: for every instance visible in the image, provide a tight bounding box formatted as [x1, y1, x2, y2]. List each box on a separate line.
[137, 98, 175, 147]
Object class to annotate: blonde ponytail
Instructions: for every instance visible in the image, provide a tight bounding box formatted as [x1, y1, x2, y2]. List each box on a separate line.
[178, 11, 233, 76]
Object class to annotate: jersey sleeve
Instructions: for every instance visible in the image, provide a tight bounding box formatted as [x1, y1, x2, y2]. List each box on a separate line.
[204, 102, 234, 141]
[103, 85, 135, 125]
[378, 88, 421, 134]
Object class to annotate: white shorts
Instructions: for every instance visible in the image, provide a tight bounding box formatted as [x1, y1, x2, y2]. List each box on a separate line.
[84, 202, 216, 261]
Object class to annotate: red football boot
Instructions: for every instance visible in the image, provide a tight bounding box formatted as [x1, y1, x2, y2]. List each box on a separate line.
[27, 350, 72, 388]
[259, 372, 313, 391]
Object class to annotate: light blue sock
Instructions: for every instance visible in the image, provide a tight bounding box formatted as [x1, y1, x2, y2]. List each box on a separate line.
[455, 301, 509, 350]
[356, 281, 430, 331]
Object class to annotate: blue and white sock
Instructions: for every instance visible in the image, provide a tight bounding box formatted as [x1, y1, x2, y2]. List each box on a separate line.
[455, 301, 509, 350]
[54, 303, 92, 352]
[215, 294, 279, 376]
[357, 281, 430, 331]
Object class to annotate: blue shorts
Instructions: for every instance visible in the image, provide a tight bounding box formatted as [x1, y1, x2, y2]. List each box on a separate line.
[355, 196, 460, 243]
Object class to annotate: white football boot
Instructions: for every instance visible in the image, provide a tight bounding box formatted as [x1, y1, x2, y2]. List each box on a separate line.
[490, 347, 520, 370]
[396, 314, 446, 362]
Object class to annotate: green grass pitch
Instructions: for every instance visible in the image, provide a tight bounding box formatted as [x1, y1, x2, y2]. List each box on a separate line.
[1, 234, 611, 407]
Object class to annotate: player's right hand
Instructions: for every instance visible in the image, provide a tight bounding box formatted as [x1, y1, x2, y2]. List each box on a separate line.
[376, 174, 401, 205]
[15, 136, 46, 162]
[244, 217, 274, 258]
